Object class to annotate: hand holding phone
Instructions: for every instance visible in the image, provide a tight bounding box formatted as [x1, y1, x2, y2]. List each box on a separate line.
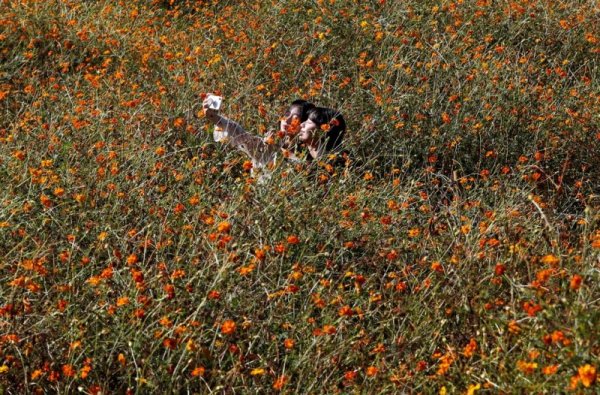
[204, 94, 222, 110]
[201, 93, 222, 124]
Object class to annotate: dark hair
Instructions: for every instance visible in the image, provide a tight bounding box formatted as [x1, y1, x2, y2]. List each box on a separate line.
[275, 99, 315, 132]
[307, 107, 346, 152]
[287, 99, 316, 122]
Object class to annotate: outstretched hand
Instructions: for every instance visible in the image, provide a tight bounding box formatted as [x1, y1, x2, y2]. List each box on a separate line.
[202, 96, 220, 123]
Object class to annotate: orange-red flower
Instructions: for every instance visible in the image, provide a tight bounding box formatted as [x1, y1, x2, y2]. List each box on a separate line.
[221, 320, 236, 335]
[570, 274, 583, 290]
[516, 360, 537, 374]
[462, 338, 477, 358]
[61, 364, 75, 377]
[322, 324, 336, 335]
[344, 370, 357, 381]
[542, 365, 559, 375]
[217, 221, 231, 233]
[40, 194, 52, 208]
[365, 366, 378, 376]
[126, 254, 138, 265]
[578, 364, 597, 387]
[284, 338, 295, 349]
[207, 290, 221, 300]
[287, 235, 300, 244]
[272, 375, 288, 390]
[191, 366, 205, 377]
[12, 150, 25, 160]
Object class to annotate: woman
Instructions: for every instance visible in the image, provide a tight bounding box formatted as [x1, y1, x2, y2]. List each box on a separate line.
[202, 96, 347, 180]
[297, 106, 346, 162]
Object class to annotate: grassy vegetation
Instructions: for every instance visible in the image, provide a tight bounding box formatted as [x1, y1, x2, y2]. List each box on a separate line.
[1, 0, 598, 393]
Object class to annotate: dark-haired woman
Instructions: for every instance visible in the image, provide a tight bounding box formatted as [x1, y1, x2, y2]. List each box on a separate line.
[203, 97, 312, 180]
[297, 107, 346, 161]
[202, 96, 347, 181]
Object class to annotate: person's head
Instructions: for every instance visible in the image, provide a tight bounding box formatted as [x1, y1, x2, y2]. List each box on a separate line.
[298, 106, 346, 153]
[280, 99, 315, 135]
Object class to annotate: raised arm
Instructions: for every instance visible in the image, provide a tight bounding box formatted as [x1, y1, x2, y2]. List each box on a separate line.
[202, 98, 280, 168]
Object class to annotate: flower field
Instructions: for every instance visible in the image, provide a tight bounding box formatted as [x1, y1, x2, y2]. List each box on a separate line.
[1, 0, 599, 393]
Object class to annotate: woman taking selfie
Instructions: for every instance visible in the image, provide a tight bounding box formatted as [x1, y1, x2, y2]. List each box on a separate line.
[202, 95, 347, 180]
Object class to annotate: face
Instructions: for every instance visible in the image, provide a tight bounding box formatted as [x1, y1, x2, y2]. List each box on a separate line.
[280, 106, 302, 135]
[298, 118, 318, 143]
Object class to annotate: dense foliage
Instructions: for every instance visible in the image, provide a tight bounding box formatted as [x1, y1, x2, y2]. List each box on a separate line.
[1, 0, 598, 393]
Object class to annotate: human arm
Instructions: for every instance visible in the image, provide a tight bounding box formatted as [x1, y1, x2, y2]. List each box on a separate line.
[202, 97, 280, 167]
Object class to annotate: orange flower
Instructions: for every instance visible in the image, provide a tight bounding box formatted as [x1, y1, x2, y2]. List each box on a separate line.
[284, 338, 295, 349]
[173, 117, 185, 128]
[578, 364, 596, 387]
[542, 365, 559, 375]
[441, 112, 452, 124]
[274, 244, 286, 254]
[207, 290, 221, 300]
[62, 364, 75, 377]
[322, 324, 336, 335]
[508, 320, 521, 334]
[436, 352, 454, 375]
[540, 254, 559, 266]
[217, 221, 231, 233]
[126, 254, 138, 265]
[79, 364, 91, 379]
[40, 194, 52, 208]
[535, 268, 554, 284]
[287, 235, 300, 244]
[57, 299, 68, 312]
[221, 320, 236, 335]
[12, 150, 26, 160]
[163, 284, 175, 299]
[344, 370, 358, 381]
[250, 368, 266, 376]
[523, 301, 542, 317]
[408, 228, 420, 237]
[550, 330, 568, 345]
[516, 360, 537, 374]
[339, 305, 354, 317]
[282, 115, 300, 135]
[237, 264, 255, 276]
[431, 261, 444, 273]
[116, 297, 129, 307]
[570, 274, 583, 290]
[162, 338, 177, 349]
[242, 160, 253, 171]
[462, 338, 477, 358]
[272, 375, 288, 390]
[159, 316, 173, 327]
[494, 263, 506, 276]
[31, 369, 43, 380]
[365, 366, 378, 376]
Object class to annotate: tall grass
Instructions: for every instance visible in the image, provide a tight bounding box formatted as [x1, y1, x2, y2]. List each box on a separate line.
[1, 0, 598, 393]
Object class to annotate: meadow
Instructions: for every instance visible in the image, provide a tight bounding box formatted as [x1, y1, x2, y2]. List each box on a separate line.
[0, 0, 599, 393]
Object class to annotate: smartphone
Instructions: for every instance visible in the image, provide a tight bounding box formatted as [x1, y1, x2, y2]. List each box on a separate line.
[206, 94, 222, 110]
